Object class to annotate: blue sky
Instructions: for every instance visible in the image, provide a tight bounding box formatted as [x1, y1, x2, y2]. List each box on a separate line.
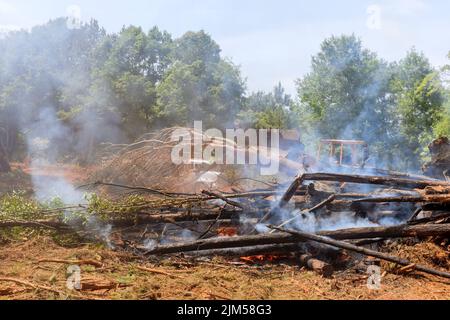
[1, 0, 449, 95]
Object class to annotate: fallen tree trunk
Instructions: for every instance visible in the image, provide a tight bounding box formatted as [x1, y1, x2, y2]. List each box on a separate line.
[143, 223, 450, 255]
[270, 225, 450, 280]
[300, 173, 450, 189]
[407, 212, 450, 225]
[299, 253, 334, 277]
[422, 202, 450, 211]
[332, 194, 450, 205]
[113, 209, 244, 227]
[182, 243, 303, 257]
[278, 174, 305, 208]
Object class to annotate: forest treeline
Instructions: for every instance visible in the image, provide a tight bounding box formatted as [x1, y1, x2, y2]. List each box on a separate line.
[0, 18, 449, 171]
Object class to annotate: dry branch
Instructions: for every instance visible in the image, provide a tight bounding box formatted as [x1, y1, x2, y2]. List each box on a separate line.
[0, 277, 61, 295]
[202, 190, 245, 209]
[0, 220, 68, 230]
[300, 173, 450, 189]
[38, 259, 103, 268]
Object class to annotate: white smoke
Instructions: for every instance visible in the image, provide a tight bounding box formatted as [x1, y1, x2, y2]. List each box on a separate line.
[26, 107, 84, 204]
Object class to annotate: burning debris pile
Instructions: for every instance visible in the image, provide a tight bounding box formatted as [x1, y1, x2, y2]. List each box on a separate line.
[2, 170, 450, 280]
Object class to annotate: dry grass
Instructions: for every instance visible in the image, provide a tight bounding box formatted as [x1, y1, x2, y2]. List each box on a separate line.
[0, 237, 449, 300]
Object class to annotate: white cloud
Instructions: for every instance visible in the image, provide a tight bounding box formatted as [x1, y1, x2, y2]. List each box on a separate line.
[387, 0, 427, 16]
[0, 0, 15, 14]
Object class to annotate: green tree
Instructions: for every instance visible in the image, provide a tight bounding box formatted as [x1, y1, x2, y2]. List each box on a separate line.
[434, 53, 450, 138]
[157, 31, 245, 128]
[390, 49, 444, 168]
[86, 25, 173, 139]
[0, 18, 106, 161]
[239, 83, 294, 129]
[296, 34, 395, 165]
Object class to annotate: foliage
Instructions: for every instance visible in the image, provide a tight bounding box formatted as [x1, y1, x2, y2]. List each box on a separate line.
[238, 83, 294, 129]
[0, 21, 245, 161]
[157, 31, 245, 128]
[0, 191, 43, 221]
[86, 193, 148, 220]
[295, 35, 446, 171]
[0, 17, 449, 173]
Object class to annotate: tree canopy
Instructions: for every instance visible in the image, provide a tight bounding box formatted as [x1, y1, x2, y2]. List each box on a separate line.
[0, 19, 449, 173]
[296, 35, 446, 171]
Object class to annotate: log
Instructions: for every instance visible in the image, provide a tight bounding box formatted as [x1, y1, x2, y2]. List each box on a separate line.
[407, 212, 450, 225]
[299, 254, 334, 277]
[332, 194, 450, 205]
[407, 208, 423, 222]
[305, 194, 336, 213]
[422, 202, 450, 211]
[182, 243, 303, 257]
[278, 174, 305, 208]
[143, 223, 450, 255]
[269, 225, 450, 280]
[113, 209, 243, 227]
[300, 173, 450, 189]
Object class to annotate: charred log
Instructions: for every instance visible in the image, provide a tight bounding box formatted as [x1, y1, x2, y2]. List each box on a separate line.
[143, 223, 450, 255]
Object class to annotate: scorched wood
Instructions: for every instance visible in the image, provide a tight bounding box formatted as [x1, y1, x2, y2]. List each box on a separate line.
[143, 223, 450, 255]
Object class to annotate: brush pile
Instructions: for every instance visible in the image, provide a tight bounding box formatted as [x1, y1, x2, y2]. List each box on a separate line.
[2, 169, 450, 280]
[93, 127, 257, 193]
